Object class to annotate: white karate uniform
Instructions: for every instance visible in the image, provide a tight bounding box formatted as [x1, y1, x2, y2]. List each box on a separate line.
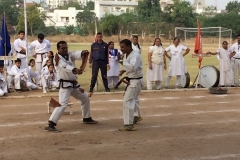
[5, 46, 14, 88]
[14, 38, 28, 69]
[41, 68, 58, 92]
[42, 57, 49, 68]
[49, 51, 91, 124]
[217, 48, 234, 86]
[0, 72, 8, 96]
[107, 49, 122, 88]
[230, 42, 240, 85]
[11, 65, 28, 89]
[123, 50, 144, 125]
[28, 66, 41, 85]
[146, 45, 164, 90]
[132, 43, 142, 54]
[29, 39, 51, 73]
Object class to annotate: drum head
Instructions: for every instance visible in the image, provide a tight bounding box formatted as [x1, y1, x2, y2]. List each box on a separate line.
[199, 66, 220, 88]
[181, 72, 190, 88]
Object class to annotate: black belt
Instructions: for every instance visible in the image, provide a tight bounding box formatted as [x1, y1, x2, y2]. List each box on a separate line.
[233, 57, 240, 59]
[59, 79, 80, 88]
[114, 76, 143, 90]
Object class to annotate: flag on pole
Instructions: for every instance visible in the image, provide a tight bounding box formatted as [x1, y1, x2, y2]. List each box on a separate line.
[0, 16, 11, 66]
[194, 20, 203, 69]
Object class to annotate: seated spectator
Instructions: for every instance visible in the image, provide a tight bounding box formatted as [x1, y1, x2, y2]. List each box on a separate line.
[0, 65, 8, 96]
[28, 59, 41, 87]
[42, 51, 54, 68]
[41, 64, 58, 93]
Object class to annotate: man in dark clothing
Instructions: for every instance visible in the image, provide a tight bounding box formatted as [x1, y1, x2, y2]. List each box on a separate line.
[89, 32, 110, 94]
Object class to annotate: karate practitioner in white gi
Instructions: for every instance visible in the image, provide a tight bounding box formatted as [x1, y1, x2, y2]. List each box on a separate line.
[14, 31, 28, 69]
[0, 66, 8, 96]
[230, 34, 240, 86]
[29, 33, 51, 73]
[208, 41, 234, 87]
[28, 59, 41, 86]
[164, 37, 190, 89]
[118, 39, 144, 131]
[45, 41, 98, 132]
[41, 64, 58, 93]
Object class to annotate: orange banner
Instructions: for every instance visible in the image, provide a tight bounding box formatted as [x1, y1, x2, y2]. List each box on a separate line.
[194, 20, 203, 68]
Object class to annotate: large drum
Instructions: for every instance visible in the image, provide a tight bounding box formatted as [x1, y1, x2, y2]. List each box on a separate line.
[181, 72, 190, 88]
[199, 65, 220, 88]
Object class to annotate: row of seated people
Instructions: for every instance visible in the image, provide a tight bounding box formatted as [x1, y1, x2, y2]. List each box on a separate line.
[0, 58, 58, 96]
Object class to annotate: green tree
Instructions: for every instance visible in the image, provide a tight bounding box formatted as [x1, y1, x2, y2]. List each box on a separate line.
[100, 14, 120, 36]
[65, 25, 75, 35]
[57, 1, 83, 10]
[167, 0, 197, 27]
[85, 1, 94, 10]
[16, 5, 46, 36]
[0, 0, 20, 27]
[76, 10, 96, 34]
[225, 1, 240, 12]
[137, 0, 162, 22]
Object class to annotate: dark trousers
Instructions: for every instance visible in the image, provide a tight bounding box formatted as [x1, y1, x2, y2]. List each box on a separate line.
[90, 60, 109, 92]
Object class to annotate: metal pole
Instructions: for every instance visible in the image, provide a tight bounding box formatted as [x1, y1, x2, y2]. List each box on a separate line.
[24, 0, 28, 69]
[4, 12, 6, 57]
[219, 27, 221, 48]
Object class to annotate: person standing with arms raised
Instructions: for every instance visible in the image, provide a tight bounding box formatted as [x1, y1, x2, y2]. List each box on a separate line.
[89, 32, 110, 94]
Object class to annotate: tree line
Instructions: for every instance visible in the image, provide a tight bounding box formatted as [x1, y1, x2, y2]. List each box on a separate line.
[1, 0, 240, 38]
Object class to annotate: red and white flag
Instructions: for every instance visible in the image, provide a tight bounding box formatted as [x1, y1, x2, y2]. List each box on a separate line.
[194, 20, 203, 69]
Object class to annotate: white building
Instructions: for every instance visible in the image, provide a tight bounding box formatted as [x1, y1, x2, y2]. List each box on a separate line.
[160, 0, 173, 11]
[95, 0, 138, 19]
[43, 7, 94, 27]
[45, 0, 94, 9]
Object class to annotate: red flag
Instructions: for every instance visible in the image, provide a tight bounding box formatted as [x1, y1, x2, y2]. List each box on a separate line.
[194, 20, 203, 69]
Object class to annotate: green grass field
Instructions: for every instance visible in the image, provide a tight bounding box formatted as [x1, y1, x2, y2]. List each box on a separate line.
[49, 42, 221, 92]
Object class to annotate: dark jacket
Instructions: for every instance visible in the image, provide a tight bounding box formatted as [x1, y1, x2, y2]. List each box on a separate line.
[89, 41, 108, 64]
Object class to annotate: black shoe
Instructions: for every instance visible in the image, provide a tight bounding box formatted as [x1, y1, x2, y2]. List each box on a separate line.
[231, 85, 236, 87]
[83, 117, 98, 124]
[15, 89, 21, 93]
[105, 88, 110, 92]
[44, 121, 60, 132]
[220, 85, 225, 87]
[3, 93, 7, 96]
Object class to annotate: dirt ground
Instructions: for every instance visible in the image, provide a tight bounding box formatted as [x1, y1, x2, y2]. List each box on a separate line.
[1, 88, 240, 160]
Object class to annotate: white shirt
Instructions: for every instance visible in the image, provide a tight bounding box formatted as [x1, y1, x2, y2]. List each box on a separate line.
[132, 43, 141, 54]
[123, 50, 143, 78]
[42, 57, 49, 67]
[231, 42, 240, 58]
[41, 67, 57, 81]
[55, 51, 82, 82]
[11, 65, 28, 77]
[29, 39, 51, 56]
[149, 45, 164, 64]
[14, 38, 27, 58]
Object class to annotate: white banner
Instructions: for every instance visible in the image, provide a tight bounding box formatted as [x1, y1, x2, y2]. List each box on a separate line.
[0, 56, 17, 60]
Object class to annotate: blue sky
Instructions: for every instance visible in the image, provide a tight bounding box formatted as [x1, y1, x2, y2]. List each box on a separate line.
[27, 0, 232, 10]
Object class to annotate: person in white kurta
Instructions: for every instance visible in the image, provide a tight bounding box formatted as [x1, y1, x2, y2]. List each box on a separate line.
[107, 41, 122, 88]
[208, 41, 234, 86]
[14, 31, 28, 69]
[230, 34, 240, 86]
[45, 41, 97, 132]
[164, 37, 190, 89]
[41, 64, 58, 93]
[119, 39, 144, 131]
[146, 38, 166, 90]
[0, 66, 8, 96]
[29, 33, 51, 73]
[132, 36, 141, 54]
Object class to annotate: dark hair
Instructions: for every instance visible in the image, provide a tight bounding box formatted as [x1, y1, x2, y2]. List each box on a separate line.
[132, 36, 140, 50]
[222, 41, 228, 45]
[120, 39, 132, 48]
[18, 30, 25, 35]
[236, 34, 240, 38]
[48, 51, 54, 58]
[48, 64, 54, 68]
[38, 33, 44, 40]
[15, 58, 21, 63]
[97, 32, 102, 35]
[57, 41, 67, 49]
[108, 41, 114, 46]
[28, 59, 35, 66]
[43, 59, 52, 67]
[173, 37, 180, 42]
[153, 38, 162, 46]
[0, 65, 3, 68]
